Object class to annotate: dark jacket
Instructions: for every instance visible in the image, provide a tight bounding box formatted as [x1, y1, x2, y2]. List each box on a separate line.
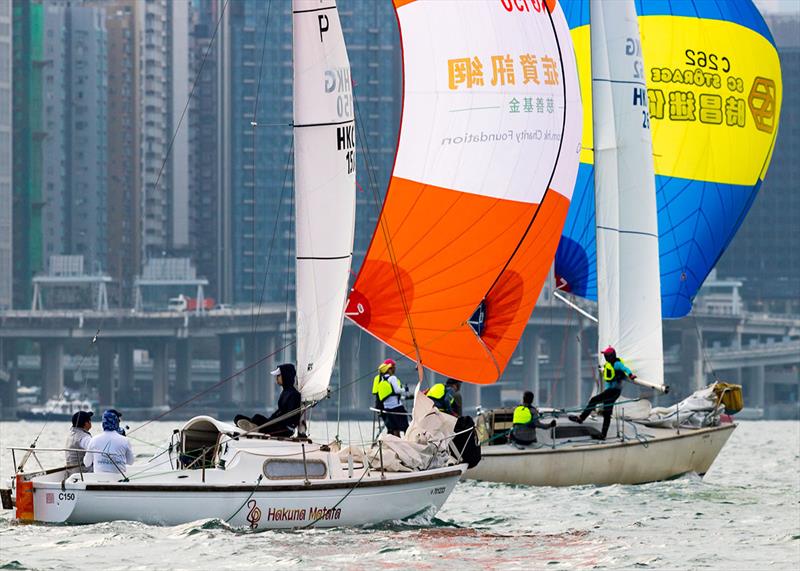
[267, 364, 302, 434]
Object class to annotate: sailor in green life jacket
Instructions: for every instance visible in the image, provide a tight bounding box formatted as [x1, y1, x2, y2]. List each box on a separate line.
[511, 391, 556, 445]
[569, 346, 637, 440]
[425, 380, 457, 415]
[374, 359, 410, 436]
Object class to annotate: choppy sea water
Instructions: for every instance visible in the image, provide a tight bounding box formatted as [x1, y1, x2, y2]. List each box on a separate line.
[0, 420, 798, 570]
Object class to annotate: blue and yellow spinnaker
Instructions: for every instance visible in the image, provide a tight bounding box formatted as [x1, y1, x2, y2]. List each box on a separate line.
[555, 0, 782, 318]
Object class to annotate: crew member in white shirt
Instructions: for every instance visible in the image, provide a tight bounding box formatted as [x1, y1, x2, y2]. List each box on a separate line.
[84, 409, 135, 475]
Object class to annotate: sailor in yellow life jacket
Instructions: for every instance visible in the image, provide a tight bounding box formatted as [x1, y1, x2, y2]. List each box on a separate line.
[425, 381, 456, 415]
[374, 359, 410, 436]
[569, 346, 637, 440]
[511, 391, 556, 445]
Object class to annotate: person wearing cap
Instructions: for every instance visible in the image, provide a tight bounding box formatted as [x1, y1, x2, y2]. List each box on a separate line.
[65, 410, 93, 474]
[84, 409, 135, 475]
[569, 346, 637, 440]
[372, 359, 397, 411]
[375, 359, 410, 436]
[446, 378, 463, 417]
[234, 363, 302, 437]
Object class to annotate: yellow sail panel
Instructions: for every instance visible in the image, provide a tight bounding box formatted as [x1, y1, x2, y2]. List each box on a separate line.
[348, 0, 582, 384]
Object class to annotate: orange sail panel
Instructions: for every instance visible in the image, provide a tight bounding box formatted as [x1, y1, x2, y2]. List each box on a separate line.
[348, 0, 582, 384]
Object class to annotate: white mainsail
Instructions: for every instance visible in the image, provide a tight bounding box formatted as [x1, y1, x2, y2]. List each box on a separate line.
[591, 0, 665, 391]
[293, 0, 356, 402]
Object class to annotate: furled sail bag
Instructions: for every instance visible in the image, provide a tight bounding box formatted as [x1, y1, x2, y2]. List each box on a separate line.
[554, 0, 782, 318]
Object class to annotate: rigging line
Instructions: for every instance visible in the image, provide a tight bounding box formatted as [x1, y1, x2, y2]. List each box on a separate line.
[482, 6, 568, 302]
[128, 340, 296, 435]
[148, 0, 230, 255]
[28, 322, 106, 449]
[250, 0, 274, 335]
[352, 96, 425, 380]
[252, 138, 294, 334]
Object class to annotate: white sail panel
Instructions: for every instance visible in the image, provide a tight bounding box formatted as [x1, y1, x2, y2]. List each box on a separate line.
[393, 0, 574, 204]
[591, 0, 665, 390]
[293, 0, 356, 401]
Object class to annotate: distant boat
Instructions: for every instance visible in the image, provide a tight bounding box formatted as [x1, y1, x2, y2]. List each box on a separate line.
[467, 0, 779, 487]
[16, 395, 95, 422]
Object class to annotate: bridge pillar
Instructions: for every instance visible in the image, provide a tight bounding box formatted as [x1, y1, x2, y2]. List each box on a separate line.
[219, 335, 237, 405]
[1, 338, 17, 419]
[254, 333, 275, 408]
[175, 339, 191, 400]
[479, 384, 502, 410]
[151, 341, 168, 408]
[337, 327, 358, 410]
[243, 335, 258, 404]
[117, 341, 135, 406]
[681, 328, 705, 394]
[564, 325, 583, 408]
[751, 365, 765, 413]
[40, 339, 65, 400]
[357, 332, 384, 411]
[97, 339, 115, 408]
[522, 328, 540, 399]
[461, 381, 479, 415]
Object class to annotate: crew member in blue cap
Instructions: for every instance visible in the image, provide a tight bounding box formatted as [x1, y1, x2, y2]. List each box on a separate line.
[84, 409, 135, 475]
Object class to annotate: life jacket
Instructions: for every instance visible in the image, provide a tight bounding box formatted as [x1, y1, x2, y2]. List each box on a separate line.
[603, 358, 627, 389]
[427, 383, 454, 412]
[513, 405, 533, 425]
[377, 375, 402, 403]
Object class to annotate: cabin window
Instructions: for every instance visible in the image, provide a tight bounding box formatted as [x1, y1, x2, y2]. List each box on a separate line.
[263, 459, 327, 480]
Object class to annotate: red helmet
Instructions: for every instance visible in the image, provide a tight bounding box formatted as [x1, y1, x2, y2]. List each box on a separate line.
[601, 346, 616, 355]
[382, 358, 396, 367]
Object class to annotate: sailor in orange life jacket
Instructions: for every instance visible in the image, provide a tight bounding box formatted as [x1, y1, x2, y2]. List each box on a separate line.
[569, 346, 637, 440]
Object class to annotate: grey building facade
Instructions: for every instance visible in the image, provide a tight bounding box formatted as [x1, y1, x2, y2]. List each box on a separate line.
[717, 14, 800, 314]
[0, 0, 11, 309]
[40, 3, 107, 274]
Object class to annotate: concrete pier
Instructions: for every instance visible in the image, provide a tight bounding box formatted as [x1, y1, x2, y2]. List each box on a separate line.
[41, 339, 65, 400]
[151, 341, 168, 408]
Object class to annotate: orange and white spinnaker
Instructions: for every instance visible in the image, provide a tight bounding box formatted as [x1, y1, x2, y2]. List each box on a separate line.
[347, 0, 582, 384]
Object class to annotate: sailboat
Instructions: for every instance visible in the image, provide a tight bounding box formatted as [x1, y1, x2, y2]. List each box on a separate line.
[6, 0, 466, 528]
[466, 0, 781, 487]
[4, 0, 583, 526]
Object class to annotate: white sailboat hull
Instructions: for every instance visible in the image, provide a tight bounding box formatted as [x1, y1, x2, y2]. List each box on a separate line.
[29, 464, 465, 528]
[466, 424, 735, 487]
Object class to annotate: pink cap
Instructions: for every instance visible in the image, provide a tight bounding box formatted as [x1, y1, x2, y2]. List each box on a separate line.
[382, 358, 396, 367]
[601, 346, 616, 355]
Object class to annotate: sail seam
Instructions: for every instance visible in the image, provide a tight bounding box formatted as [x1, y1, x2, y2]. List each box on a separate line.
[292, 6, 337, 15]
[294, 119, 354, 128]
[296, 254, 352, 260]
[597, 226, 658, 238]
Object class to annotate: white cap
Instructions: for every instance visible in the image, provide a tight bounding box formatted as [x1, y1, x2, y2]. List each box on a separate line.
[270, 367, 281, 376]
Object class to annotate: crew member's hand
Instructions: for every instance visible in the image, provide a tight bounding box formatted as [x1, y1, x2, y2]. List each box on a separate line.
[550, 420, 557, 428]
[630, 374, 637, 380]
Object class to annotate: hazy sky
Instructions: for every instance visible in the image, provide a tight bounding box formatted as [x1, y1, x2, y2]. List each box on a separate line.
[753, 0, 800, 15]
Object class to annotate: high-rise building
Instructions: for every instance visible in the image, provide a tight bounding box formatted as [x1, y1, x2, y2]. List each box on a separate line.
[11, 1, 45, 309]
[0, 0, 12, 310]
[717, 14, 800, 314]
[103, 1, 140, 303]
[39, 3, 107, 274]
[200, 0, 401, 304]
[188, 0, 222, 299]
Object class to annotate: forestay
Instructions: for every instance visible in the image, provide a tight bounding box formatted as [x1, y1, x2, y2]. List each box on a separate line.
[347, 0, 582, 384]
[591, 0, 664, 391]
[293, 0, 356, 402]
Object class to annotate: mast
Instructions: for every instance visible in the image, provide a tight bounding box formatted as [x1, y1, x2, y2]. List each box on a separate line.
[292, 0, 356, 402]
[590, 0, 665, 391]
